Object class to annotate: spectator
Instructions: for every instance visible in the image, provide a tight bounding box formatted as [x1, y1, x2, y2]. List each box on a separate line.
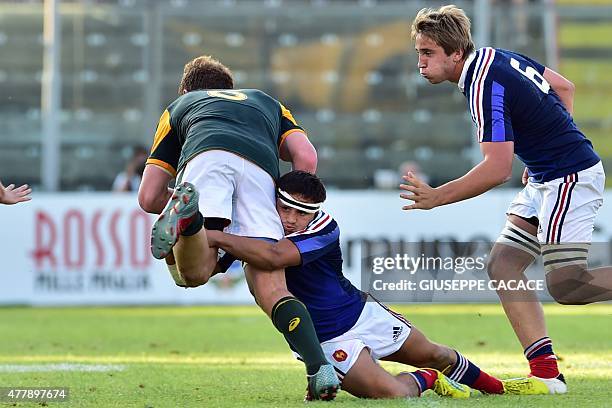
[112, 146, 148, 192]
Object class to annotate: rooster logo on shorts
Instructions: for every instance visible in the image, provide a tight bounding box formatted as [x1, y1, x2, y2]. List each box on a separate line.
[332, 349, 348, 362]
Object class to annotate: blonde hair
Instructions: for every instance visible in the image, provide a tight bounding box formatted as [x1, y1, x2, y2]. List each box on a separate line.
[411, 5, 475, 60]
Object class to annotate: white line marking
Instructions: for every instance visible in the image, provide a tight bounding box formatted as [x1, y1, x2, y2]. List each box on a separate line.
[0, 363, 126, 373]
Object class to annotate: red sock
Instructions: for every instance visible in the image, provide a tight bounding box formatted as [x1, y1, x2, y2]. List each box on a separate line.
[177, 212, 197, 233]
[472, 371, 504, 394]
[447, 351, 503, 394]
[528, 354, 560, 378]
[525, 337, 560, 378]
[410, 369, 438, 394]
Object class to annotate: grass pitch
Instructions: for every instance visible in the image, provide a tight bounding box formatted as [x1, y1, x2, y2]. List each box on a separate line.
[0, 304, 610, 407]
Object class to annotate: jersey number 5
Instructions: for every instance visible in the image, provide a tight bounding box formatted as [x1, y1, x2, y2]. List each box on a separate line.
[510, 58, 550, 94]
[207, 90, 248, 101]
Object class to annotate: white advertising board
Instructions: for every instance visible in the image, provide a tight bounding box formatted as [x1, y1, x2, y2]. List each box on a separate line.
[1, 190, 611, 305]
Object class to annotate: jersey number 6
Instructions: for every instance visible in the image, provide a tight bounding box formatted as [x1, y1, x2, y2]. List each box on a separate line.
[510, 58, 550, 94]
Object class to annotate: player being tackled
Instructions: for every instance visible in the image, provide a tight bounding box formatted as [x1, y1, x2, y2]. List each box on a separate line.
[139, 55, 340, 401]
[151, 180, 341, 401]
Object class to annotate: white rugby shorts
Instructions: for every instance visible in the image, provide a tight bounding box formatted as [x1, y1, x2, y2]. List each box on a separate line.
[294, 297, 412, 379]
[507, 161, 605, 243]
[181, 150, 284, 240]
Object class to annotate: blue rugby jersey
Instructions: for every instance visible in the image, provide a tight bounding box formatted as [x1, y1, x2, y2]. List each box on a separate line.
[285, 211, 366, 343]
[458, 47, 600, 183]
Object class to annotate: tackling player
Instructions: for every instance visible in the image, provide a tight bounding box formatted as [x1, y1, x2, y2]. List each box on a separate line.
[137, 56, 339, 400]
[403, 4, 612, 393]
[206, 170, 542, 400]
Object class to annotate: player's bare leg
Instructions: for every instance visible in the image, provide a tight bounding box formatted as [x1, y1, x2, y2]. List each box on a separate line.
[489, 215, 547, 349]
[546, 263, 612, 304]
[382, 326, 455, 371]
[339, 348, 468, 399]
[173, 229, 217, 286]
[245, 265, 340, 400]
[150, 182, 217, 287]
[489, 215, 566, 392]
[341, 349, 419, 398]
[245, 264, 291, 318]
[383, 326, 504, 394]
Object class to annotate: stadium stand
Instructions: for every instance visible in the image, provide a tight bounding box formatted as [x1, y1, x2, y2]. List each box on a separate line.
[556, 1, 612, 185]
[1, 1, 608, 189]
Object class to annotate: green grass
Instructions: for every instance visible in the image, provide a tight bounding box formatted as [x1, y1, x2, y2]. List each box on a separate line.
[0, 304, 611, 407]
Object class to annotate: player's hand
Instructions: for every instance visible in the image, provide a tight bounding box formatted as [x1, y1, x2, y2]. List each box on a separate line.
[522, 167, 529, 185]
[0, 183, 32, 205]
[399, 172, 440, 210]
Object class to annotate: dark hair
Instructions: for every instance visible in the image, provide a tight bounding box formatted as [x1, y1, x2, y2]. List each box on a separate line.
[178, 55, 234, 95]
[277, 171, 326, 203]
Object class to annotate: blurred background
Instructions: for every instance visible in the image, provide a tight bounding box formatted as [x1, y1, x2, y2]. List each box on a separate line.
[2, 0, 612, 306]
[1, 0, 611, 192]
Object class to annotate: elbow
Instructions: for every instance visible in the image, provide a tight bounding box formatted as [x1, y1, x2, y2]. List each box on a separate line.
[497, 173, 512, 186]
[486, 157, 513, 186]
[501, 171, 513, 184]
[491, 166, 513, 186]
[264, 248, 289, 271]
[562, 80, 576, 101]
[264, 257, 286, 271]
[293, 149, 318, 174]
[557, 78, 575, 100]
[138, 189, 159, 214]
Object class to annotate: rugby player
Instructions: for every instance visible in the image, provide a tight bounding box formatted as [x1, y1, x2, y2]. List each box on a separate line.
[206, 170, 542, 400]
[402, 4, 612, 393]
[137, 56, 339, 400]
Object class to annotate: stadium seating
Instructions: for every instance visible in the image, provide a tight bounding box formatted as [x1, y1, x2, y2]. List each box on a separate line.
[556, 4, 612, 185]
[0, 1, 609, 189]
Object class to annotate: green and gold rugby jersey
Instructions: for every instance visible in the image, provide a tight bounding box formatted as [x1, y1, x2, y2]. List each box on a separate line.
[146, 89, 305, 180]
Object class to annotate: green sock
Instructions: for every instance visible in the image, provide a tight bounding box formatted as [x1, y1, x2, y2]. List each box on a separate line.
[271, 296, 328, 375]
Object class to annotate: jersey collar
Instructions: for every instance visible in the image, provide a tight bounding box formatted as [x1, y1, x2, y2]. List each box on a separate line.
[458, 51, 477, 94]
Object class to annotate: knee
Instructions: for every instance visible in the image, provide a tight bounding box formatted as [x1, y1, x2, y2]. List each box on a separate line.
[377, 386, 409, 399]
[546, 269, 591, 305]
[487, 243, 534, 280]
[251, 274, 288, 304]
[548, 287, 589, 305]
[369, 379, 411, 399]
[423, 345, 453, 370]
[410, 344, 452, 370]
[181, 268, 211, 288]
[486, 247, 510, 279]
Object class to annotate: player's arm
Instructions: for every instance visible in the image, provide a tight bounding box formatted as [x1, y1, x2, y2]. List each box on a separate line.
[207, 230, 301, 270]
[138, 109, 180, 214]
[400, 141, 513, 210]
[278, 103, 317, 173]
[543, 68, 575, 115]
[279, 131, 317, 173]
[138, 165, 174, 214]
